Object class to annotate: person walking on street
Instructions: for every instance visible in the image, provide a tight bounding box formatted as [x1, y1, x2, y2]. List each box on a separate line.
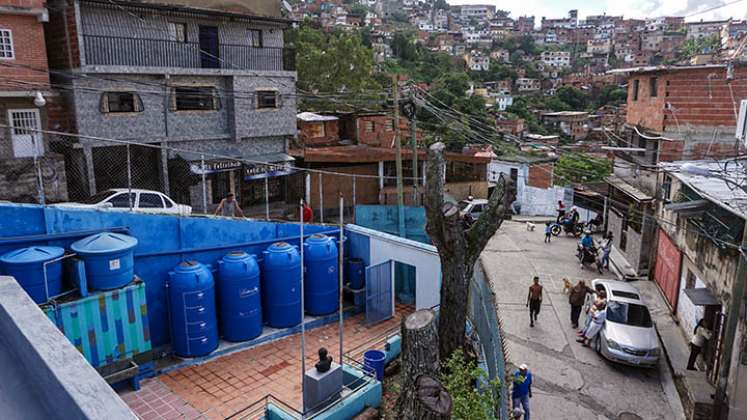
[688, 319, 712, 370]
[544, 221, 552, 243]
[214, 192, 245, 218]
[512, 364, 533, 420]
[527, 276, 543, 327]
[601, 232, 613, 270]
[569, 280, 594, 329]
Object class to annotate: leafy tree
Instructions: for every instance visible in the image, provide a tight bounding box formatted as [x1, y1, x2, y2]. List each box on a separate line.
[389, 11, 410, 23]
[287, 26, 381, 111]
[593, 85, 627, 108]
[441, 349, 502, 419]
[554, 153, 612, 186]
[392, 31, 418, 61]
[679, 35, 720, 60]
[555, 86, 588, 110]
[350, 3, 369, 16]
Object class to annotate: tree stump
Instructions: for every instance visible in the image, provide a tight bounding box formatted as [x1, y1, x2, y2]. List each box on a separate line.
[414, 375, 452, 420]
[396, 309, 441, 418]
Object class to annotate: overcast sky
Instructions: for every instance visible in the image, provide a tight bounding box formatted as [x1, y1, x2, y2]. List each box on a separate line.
[445, 0, 747, 22]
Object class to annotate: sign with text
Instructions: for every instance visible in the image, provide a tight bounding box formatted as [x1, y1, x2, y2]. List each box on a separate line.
[244, 161, 294, 180]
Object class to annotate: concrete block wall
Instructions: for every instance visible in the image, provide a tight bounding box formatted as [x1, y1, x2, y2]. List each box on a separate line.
[0, 276, 135, 419]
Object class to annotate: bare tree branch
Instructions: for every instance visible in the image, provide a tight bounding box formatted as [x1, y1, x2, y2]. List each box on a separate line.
[465, 175, 511, 265]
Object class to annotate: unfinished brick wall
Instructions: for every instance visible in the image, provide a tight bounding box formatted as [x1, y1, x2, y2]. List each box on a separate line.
[0, 12, 50, 90]
[527, 163, 554, 189]
[627, 66, 747, 132]
[305, 163, 379, 211]
[297, 120, 339, 147]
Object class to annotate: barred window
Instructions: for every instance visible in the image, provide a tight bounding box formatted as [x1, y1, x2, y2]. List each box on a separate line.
[100, 92, 143, 113]
[173, 87, 220, 111]
[0, 29, 14, 59]
[364, 120, 374, 132]
[257, 90, 278, 109]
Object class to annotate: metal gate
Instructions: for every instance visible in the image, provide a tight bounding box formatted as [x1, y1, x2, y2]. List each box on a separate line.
[365, 260, 394, 325]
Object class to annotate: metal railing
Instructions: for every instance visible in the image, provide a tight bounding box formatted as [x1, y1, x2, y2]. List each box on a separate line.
[83, 35, 295, 71]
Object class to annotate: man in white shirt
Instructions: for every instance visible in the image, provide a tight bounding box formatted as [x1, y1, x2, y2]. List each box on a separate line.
[688, 319, 712, 371]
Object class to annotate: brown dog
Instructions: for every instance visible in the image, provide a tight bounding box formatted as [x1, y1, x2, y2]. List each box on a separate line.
[562, 278, 573, 294]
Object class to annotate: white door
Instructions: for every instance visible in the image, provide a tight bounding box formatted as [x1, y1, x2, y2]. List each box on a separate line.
[8, 109, 43, 158]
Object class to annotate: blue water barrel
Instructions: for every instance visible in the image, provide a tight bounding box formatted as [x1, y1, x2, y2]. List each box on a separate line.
[0, 246, 65, 304]
[346, 258, 365, 290]
[167, 261, 218, 357]
[363, 349, 386, 381]
[304, 234, 339, 316]
[217, 251, 262, 342]
[70, 232, 138, 290]
[262, 242, 302, 328]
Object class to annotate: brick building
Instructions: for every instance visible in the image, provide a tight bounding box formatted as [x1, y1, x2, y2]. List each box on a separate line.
[296, 112, 339, 147]
[0, 0, 68, 203]
[44, 0, 296, 211]
[605, 64, 747, 277]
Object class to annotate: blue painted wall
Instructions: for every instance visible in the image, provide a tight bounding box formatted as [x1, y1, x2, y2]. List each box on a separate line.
[354, 205, 429, 244]
[0, 204, 337, 348]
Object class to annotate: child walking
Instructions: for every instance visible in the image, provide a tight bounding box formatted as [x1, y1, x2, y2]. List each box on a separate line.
[544, 222, 552, 243]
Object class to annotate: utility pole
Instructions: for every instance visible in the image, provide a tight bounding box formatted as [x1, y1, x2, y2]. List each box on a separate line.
[393, 74, 405, 236]
[410, 91, 418, 206]
[712, 223, 747, 419]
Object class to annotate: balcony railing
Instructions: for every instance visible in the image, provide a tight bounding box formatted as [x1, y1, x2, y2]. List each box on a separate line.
[83, 35, 296, 71]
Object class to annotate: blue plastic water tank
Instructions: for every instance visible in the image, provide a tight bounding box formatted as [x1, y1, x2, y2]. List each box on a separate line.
[0, 246, 65, 304]
[346, 258, 365, 290]
[217, 251, 262, 342]
[168, 261, 218, 357]
[303, 234, 339, 316]
[70, 232, 138, 290]
[261, 242, 302, 328]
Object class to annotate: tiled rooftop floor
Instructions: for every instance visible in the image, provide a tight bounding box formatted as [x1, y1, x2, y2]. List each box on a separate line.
[121, 305, 413, 419]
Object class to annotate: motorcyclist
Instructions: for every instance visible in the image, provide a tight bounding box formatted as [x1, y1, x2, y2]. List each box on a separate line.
[578, 229, 595, 262]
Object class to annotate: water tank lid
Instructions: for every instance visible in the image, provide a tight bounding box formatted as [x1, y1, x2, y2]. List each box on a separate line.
[0, 246, 65, 264]
[71, 232, 138, 255]
[306, 234, 330, 243]
[222, 251, 253, 262]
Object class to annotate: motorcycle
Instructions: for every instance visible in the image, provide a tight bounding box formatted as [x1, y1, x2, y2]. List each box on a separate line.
[550, 219, 584, 237]
[577, 244, 603, 274]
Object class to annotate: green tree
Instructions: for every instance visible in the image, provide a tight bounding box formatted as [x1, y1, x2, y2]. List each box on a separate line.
[441, 349, 501, 420]
[392, 31, 418, 61]
[593, 85, 627, 108]
[288, 26, 381, 111]
[679, 34, 720, 60]
[555, 86, 588, 110]
[554, 153, 612, 185]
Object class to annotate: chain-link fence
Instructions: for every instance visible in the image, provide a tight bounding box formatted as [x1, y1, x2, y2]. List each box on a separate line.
[3, 132, 365, 223]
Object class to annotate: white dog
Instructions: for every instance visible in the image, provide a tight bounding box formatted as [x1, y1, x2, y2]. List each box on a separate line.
[526, 222, 536, 231]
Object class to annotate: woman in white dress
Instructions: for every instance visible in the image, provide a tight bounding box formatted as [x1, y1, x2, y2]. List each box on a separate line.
[577, 301, 607, 347]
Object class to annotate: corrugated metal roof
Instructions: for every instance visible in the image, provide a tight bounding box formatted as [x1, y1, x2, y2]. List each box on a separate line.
[297, 112, 339, 122]
[662, 160, 747, 219]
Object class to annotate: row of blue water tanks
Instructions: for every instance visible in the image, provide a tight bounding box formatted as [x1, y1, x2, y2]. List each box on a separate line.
[168, 234, 366, 358]
[0, 232, 138, 304]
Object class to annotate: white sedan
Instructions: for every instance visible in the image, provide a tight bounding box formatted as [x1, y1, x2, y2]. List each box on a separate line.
[54, 189, 191, 215]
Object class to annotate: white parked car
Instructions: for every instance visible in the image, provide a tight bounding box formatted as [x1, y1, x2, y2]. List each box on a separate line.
[53, 189, 191, 215]
[458, 198, 489, 219]
[589, 279, 661, 368]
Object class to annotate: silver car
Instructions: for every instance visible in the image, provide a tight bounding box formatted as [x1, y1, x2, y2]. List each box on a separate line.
[590, 279, 661, 368]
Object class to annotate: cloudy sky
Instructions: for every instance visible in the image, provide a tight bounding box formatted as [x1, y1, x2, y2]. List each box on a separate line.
[446, 0, 747, 22]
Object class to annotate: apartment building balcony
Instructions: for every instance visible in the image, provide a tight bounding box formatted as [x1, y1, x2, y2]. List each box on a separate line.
[82, 35, 296, 72]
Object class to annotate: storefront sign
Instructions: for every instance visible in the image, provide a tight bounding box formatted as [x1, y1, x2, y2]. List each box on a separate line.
[189, 159, 242, 175]
[244, 161, 294, 180]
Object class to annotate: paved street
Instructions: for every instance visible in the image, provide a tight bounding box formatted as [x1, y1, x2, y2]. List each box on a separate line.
[481, 221, 684, 420]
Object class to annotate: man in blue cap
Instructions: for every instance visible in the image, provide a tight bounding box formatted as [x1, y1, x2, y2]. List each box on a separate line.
[512, 363, 533, 420]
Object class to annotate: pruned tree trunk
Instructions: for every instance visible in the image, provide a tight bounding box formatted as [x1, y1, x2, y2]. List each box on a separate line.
[424, 142, 512, 361]
[397, 309, 440, 417]
[413, 375, 452, 420]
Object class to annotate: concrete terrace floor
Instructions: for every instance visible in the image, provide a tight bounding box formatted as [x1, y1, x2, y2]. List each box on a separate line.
[119, 304, 413, 420]
[481, 221, 684, 420]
